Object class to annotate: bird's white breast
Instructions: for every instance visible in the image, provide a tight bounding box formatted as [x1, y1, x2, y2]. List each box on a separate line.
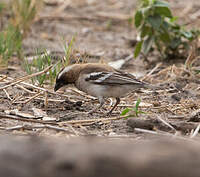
[75, 74, 133, 98]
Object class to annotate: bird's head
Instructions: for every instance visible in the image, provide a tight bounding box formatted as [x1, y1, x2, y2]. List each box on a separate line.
[54, 64, 80, 92]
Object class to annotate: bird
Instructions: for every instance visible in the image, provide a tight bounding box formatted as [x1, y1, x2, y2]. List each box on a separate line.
[54, 63, 156, 115]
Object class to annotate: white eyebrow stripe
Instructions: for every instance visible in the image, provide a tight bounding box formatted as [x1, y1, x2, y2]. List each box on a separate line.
[57, 65, 74, 79]
[95, 73, 113, 83]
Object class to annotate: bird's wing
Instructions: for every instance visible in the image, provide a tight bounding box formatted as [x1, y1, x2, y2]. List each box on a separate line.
[85, 70, 145, 86]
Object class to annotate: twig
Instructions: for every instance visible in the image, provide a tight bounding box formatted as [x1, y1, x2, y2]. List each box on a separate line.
[4, 124, 78, 135]
[0, 75, 7, 82]
[44, 91, 48, 110]
[25, 97, 65, 103]
[0, 74, 70, 99]
[142, 62, 162, 81]
[12, 94, 24, 104]
[37, 14, 100, 23]
[168, 115, 185, 119]
[0, 75, 36, 94]
[134, 128, 158, 134]
[0, 114, 58, 125]
[23, 91, 43, 104]
[68, 88, 96, 100]
[15, 84, 36, 94]
[190, 123, 200, 138]
[3, 89, 12, 101]
[156, 115, 176, 132]
[60, 116, 125, 126]
[0, 65, 53, 90]
[30, 124, 76, 135]
[19, 81, 69, 98]
[6, 125, 27, 131]
[37, 12, 132, 24]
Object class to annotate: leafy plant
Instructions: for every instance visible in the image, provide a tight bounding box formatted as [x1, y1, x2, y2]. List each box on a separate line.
[121, 98, 145, 118]
[134, 0, 200, 59]
[23, 50, 62, 86]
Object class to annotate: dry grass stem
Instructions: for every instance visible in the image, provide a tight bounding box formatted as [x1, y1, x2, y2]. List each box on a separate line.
[60, 116, 125, 126]
[23, 91, 43, 104]
[12, 94, 24, 103]
[44, 91, 48, 110]
[3, 89, 12, 101]
[68, 88, 96, 100]
[190, 123, 200, 138]
[142, 62, 162, 81]
[4, 124, 77, 135]
[0, 65, 53, 90]
[0, 114, 58, 125]
[156, 115, 176, 132]
[0, 75, 7, 82]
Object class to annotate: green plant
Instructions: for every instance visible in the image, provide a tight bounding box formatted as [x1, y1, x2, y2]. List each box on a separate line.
[24, 36, 77, 86]
[0, 0, 42, 67]
[0, 25, 22, 66]
[121, 98, 145, 118]
[0, 2, 6, 16]
[63, 36, 76, 66]
[24, 50, 62, 86]
[0, 3, 23, 66]
[134, 0, 200, 59]
[10, 0, 43, 37]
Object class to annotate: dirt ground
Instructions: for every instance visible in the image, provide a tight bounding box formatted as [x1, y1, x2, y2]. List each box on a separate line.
[1, 0, 200, 140]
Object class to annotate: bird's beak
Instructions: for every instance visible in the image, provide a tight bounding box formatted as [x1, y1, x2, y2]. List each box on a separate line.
[54, 82, 62, 92]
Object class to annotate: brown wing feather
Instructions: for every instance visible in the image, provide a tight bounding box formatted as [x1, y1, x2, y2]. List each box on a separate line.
[86, 70, 145, 86]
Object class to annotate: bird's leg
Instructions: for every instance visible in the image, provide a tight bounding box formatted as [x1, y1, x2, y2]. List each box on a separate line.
[89, 97, 105, 114]
[106, 97, 120, 116]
